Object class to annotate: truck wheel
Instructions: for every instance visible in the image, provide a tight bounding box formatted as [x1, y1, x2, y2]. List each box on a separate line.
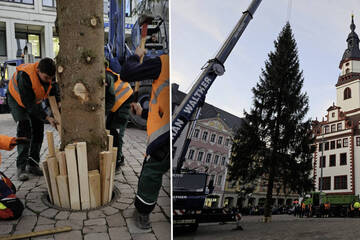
[129, 86, 152, 130]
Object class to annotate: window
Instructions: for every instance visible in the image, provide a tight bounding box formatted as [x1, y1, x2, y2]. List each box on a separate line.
[193, 129, 200, 138]
[337, 123, 342, 131]
[53, 36, 59, 57]
[197, 151, 204, 161]
[332, 112, 335, 118]
[319, 156, 326, 168]
[221, 157, 226, 166]
[42, 0, 56, 7]
[218, 136, 223, 145]
[329, 155, 336, 167]
[214, 155, 219, 165]
[337, 139, 342, 148]
[319, 143, 323, 151]
[343, 138, 348, 147]
[217, 175, 223, 186]
[325, 142, 329, 151]
[334, 175, 347, 190]
[0, 0, 34, 4]
[331, 124, 336, 132]
[15, 32, 41, 58]
[357, 137, 360, 146]
[206, 153, 212, 163]
[210, 134, 216, 143]
[330, 141, 335, 150]
[202, 131, 208, 141]
[188, 149, 195, 160]
[324, 125, 329, 134]
[344, 87, 351, 100]
[225, 138, 230, 146]
[346, 68, 350, 74]
[0, 31, 6, 56]
[340, 153, 347, 165]
[319, 177, 331, 190]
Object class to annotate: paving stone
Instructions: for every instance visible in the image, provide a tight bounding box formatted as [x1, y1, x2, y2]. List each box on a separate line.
[22, 208, 37, 216]
[40, 208, 59, 218]
[151, 222, 171, 240]
[161, 206, 171, 219]
[84, 218, 107, 226]
[15, 215, 37, 232]
[27, 201, 49, 213]
[109, 227, 131, 240]
[69, 212, 87, 220]
[102, 206, 119, 216]
[122, 208, 136, 218]
[150, 212, 167, 222]
[83, 225, 108, 234]
[55, 211, 71, 220]
[88, 210, 106, 219]
[32, 236, 55, 240]
[34, 224, 55, 231]
[106, 213, 126, 227]
[56, 219, 84, 230]
[111, 202, 129, 210]
[55, 230, 82, 240]
[84, 233, 110, 240]
[131, 233, 157, 240]
[117, 197, 133, 204]
[37, 216, 56, 225]
[157, 196, 170, 207]
[0, 224, 13, 235]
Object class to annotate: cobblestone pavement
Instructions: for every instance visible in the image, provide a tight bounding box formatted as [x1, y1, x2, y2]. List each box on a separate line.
[174, 215, 360, 240]
[0, 114, 171, 240]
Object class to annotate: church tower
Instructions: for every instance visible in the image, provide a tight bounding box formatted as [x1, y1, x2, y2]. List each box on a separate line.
[336, 15, 360, 112]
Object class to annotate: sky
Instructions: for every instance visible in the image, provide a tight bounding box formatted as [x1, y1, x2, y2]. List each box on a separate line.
[170, 0, 360, 121]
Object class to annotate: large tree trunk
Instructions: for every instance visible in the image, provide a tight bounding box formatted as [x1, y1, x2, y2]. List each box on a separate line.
[56, 0, 106, 170]
[264, 167, 274, 222]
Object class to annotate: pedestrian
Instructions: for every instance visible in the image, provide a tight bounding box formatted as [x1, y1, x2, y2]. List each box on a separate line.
[121, 47, 169, 231]
[0, 134, 26, 220]
[104, 63, 133, 168]
[7, 58, 58, 181]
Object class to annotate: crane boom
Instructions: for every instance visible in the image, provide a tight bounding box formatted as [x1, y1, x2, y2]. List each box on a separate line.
[172, 0, 262, 144]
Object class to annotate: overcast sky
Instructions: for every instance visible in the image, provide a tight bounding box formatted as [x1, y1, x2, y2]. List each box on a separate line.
[170, 0, 360, 121]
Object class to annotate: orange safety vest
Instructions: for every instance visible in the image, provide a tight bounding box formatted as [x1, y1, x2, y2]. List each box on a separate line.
[0, 135, 16, 166]
[8, 62, 52, 108]
[106, 68, 133, 112]
[146, 54, 170, 155]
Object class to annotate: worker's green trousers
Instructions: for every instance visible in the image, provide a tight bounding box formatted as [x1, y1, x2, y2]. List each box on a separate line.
[135, 141, 170, 214]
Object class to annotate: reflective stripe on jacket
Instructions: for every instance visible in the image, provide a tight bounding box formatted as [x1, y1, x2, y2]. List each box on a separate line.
[146, 54, 170, 155]
[106, 68, 133, 112]
[8, 62, 52, 108]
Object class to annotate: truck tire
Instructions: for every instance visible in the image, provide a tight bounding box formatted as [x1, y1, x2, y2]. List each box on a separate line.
[129, 86, 152, 130]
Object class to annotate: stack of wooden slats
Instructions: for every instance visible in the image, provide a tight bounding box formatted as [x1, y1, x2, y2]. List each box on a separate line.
[42, 131, 117, 210]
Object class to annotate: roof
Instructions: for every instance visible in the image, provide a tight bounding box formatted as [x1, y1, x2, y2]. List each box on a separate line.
[172, 83, 244, 131]
[340, 15, 360, 67]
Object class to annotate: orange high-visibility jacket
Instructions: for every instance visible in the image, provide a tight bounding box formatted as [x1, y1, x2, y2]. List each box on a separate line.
[8, 62, 52, 108]
[106, 68, 133, 112]
[0, 135, 16, 165]
[146, 54, 169, 155]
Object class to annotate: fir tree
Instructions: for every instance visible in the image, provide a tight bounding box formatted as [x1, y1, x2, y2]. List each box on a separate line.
[228, 23, 314, 221]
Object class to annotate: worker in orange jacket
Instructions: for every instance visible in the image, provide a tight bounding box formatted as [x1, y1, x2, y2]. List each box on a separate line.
[0, 135, 27, 164]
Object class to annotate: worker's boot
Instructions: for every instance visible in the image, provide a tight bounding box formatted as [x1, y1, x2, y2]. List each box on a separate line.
[17, 168, 29, 181]
[116, 156, 125, 170]
[28, 157, 43, 176]
[134, 209, 151, 232]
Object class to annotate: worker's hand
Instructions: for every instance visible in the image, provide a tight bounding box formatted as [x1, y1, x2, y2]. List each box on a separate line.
[130, 102, 142, 116]
[10, 137, 29, 147]
[135, 47, 146, 59]
[46, 116, 58, 130]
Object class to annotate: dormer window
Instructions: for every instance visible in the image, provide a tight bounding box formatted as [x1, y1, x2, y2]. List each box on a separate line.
[344, 87, 351, 100]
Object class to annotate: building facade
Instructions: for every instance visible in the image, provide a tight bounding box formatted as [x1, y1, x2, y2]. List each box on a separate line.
[172, 83, 243, 208]
[312, 16, 360, 196]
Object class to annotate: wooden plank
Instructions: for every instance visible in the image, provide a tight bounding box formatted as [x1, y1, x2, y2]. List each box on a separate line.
[99, 151, 112, 205]
[105, 130, 110, 135]
[56, 175, 70, 209]
[48, 95, 61, 135]
[46, 131, 55, 157]
[108, 135, 113, 151]
[108, 147, 117, 201]
[0, 226, 72, 240]
[65, 144, 81, 210]
[42, 161, 53, 204]
[88, 170, 101, 208]
[56, 151, 67, 175]
[76, 142, 90, 210]
[47, 157, 61, 207]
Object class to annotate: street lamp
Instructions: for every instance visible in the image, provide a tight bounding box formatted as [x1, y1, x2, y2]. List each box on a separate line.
[320, 130, 324, 203]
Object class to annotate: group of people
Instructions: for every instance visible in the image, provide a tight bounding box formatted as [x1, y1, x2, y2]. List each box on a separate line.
[0, 47, 170, 231]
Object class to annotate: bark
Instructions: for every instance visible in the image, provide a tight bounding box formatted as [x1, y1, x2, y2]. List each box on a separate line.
[56, 0, 106, 170]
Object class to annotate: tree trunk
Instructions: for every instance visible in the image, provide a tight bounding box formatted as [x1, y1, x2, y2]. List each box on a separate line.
[264, 167, 274, 222]
[56, 0, 106, 170]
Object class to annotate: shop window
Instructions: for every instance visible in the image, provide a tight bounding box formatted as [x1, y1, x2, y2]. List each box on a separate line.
[15, 32, 41, 58]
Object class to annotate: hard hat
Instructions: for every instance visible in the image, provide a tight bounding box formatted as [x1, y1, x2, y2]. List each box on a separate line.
[354, 202, 360, 208]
